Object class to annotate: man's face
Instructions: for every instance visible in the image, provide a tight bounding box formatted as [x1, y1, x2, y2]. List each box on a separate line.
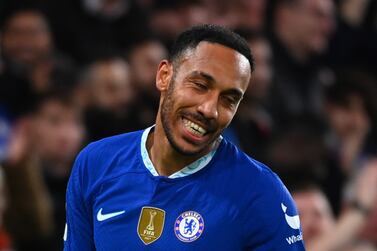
[90, 59, 134, 114]
[33, 100, 84, 164]
[325, 95, 370, 139]
[293, 190, 335, 244]
[284, 0, 335, 54]
[158, 42, 251, 155]
[2, 11, 51, 66]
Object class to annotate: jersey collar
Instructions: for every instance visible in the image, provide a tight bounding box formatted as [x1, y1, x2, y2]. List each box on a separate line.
[140, 126, 221, 178]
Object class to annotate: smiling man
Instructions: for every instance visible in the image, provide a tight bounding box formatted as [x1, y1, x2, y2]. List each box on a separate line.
[64, 24, 305, 250]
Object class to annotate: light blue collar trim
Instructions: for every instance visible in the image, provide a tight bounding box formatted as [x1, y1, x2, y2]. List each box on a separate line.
[140, 126, 221, 178]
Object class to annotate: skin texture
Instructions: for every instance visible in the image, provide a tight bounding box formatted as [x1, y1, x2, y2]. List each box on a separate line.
[148, 42, 251, 176]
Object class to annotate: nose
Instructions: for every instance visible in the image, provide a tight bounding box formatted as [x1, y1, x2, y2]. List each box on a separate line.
[197, 93, 219, 120]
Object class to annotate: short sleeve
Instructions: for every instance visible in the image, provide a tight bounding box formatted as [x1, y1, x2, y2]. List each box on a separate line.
[64, 149, 95, 251]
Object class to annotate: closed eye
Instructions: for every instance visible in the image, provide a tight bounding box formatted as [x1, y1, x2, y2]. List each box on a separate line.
[193, 81, 208, 91]
[222, 97, 234, 106]
[221, 94, 241, 108]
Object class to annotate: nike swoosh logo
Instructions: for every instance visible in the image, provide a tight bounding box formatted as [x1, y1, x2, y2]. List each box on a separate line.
[97, 208, 125, 221]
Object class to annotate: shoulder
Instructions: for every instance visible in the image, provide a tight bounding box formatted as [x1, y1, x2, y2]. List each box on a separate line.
[69, 130, 144, 196]
[219, 139, 296, 219]
[219, 139, 286, 192]
[219, 142, 304, 248]
[82, 129, 143, 157]
[76, 129, 144, 172]
[77, 128, 143, 166]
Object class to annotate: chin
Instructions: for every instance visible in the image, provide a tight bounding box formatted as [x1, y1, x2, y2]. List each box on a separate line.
[171, 141, 209, 156]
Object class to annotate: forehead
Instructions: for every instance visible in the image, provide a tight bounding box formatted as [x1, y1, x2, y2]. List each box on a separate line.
[301, 0, 334, 12]
[177, 42, 251, 90]
[7, 11, 47, 29]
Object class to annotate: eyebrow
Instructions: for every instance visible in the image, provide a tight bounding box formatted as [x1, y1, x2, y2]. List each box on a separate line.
[188, 71, 216, 83]
[187, 70, 244, 99]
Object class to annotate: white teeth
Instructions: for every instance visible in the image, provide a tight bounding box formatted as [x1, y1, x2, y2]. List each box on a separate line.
[183, 118, 207, 136]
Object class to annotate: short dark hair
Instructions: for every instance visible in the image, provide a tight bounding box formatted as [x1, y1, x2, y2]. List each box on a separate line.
[169, 24, 255, 72]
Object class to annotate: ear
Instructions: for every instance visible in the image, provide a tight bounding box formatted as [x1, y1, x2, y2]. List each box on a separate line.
[156, 60, 173, 92]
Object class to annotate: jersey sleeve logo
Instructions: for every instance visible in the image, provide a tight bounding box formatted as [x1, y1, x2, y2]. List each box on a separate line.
[281, 203, 300, 229]
[137, 207, 166, 245]
[97, 208, 126, 222]
[174, 211, 204, 242]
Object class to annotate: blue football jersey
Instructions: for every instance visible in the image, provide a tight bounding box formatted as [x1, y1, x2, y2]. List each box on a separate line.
[64, 128, 306, 250]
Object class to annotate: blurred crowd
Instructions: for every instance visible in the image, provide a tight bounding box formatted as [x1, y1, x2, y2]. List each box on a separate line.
[0, 0, 376, 250]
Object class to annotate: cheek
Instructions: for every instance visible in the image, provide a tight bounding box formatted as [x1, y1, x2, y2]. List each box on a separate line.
[219, 107, 237, 128]
[67, 126, 84, 148]
[170, 90, 196, 113]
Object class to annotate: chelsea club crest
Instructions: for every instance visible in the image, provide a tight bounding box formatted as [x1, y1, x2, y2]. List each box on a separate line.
[174, 211, 204, 242]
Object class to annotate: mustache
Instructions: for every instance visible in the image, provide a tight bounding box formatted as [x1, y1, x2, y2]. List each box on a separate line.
[181, 111, 218, 132]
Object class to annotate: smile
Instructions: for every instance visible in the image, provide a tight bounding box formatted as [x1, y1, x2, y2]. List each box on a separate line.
[183, 118, 207, 136]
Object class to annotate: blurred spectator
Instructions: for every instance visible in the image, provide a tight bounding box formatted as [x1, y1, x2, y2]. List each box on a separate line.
[3, 89, 84, 251]
[79, 57, 133, 115]
[292, 184, 335, 245]
[126, 37, 168, 127]
[227, 30, 273, 160]
[267, 0, 335, 123]
[294, 159, 377, 251]
[0, 8, 75, 119]
[324, 71, 377, 176]
[31, 91, 84, 172]
[1, 9, 51, 74]
[78, 56, 139, 141]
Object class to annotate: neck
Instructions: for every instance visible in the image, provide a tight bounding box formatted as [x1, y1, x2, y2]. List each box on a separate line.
[147, 113, 213, 177]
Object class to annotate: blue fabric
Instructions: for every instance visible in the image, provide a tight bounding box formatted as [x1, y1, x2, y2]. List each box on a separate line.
[64, 129, 305, 250]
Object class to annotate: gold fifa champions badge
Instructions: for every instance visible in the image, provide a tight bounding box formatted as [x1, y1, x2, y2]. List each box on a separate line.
[137, 206, 165, 245]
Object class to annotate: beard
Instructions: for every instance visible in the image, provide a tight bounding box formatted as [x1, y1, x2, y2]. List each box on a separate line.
[160, 76, 220, 156]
